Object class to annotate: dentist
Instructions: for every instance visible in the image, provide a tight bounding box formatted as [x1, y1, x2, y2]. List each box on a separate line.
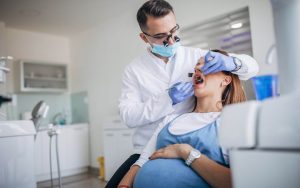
[106, 0, 259, 187]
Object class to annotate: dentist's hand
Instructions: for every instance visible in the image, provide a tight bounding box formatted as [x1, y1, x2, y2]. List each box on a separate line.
[201, 51, 236, 75]
[168, 81, 194, 105]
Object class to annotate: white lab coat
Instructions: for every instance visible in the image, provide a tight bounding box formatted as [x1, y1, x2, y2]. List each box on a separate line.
[119, 46, 259, 153]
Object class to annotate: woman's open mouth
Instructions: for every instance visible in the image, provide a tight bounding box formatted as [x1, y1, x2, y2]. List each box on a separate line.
[195, 74, 204, 84]
[194, 71, 205, 88]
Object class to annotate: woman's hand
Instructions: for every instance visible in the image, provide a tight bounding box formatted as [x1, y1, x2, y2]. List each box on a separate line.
[118, 165, 140, 188]
[149, 144, 193, 160]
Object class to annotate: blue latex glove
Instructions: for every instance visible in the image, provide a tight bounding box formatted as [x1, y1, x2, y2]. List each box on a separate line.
[201, 51, 236, 75]
[168, 82, 194, 105]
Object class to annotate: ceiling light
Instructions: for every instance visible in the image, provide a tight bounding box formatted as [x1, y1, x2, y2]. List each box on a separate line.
[231, 22, 243, 29]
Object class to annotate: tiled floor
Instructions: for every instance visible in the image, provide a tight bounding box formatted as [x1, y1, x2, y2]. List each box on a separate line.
[37, 173, 107, 188]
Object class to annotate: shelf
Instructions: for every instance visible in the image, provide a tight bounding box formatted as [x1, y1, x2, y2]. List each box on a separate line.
[18, 60, 68, 93]
[24, 76, 66, 82]
[22, 87, 67, 93]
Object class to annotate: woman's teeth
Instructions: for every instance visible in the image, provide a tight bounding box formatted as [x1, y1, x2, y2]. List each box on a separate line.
[195, 75, 204, 84]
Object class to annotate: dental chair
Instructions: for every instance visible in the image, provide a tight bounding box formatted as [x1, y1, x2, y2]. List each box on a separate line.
[219, 93, 300, 188]
[219, 1, 300, 187]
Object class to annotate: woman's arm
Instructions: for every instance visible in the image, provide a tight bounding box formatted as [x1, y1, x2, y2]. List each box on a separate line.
[150, 144, 232, 188]
[118, 115, 177, 187]
[134, 114, 177, 167]
[118, 165, 140, 188]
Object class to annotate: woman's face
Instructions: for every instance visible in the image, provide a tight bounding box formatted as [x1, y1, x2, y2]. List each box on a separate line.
[193, 57, 230, 98]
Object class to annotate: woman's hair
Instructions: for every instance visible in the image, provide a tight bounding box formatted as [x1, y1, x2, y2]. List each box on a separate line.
[211, 49, 247, 106]
[192, 49, 246, 111]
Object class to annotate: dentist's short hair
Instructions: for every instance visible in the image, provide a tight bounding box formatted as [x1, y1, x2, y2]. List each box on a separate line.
[137, 0, 174, 31]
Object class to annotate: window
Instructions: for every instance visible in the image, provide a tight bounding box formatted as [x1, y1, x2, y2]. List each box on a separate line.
[181, 7, 252, 56]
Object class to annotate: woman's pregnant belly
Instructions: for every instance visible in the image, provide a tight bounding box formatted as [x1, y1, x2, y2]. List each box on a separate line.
[133, 158, 211, 188]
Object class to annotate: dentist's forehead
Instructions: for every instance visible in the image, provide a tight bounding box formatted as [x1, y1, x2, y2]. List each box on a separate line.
[145, 12, 176, 34]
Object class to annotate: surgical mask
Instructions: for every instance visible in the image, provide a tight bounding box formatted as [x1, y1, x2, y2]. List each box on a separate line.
[151, 42, 181, 57]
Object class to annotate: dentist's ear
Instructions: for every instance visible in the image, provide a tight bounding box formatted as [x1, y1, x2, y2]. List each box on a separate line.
[221, 75, 232, 87]
[139, 33, 149, 43]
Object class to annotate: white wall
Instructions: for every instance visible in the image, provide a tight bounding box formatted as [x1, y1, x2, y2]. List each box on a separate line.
[6, 28, 70, 63]
[0, 22, 5, 56]
[4, 28, 72, 121]
[69, 0, 276, 168]
[70, 8, 144, 167]
[5, 28, 70, 93]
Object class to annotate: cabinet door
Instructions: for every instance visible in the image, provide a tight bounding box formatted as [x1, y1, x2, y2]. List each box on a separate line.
[103, 130, 118, 181]
[34, 125, 90, 181]
[19, 61, 68, 93]
[34, 131, 44, 176]
[35, 130, 60, 181]
[63, 125, 89, 170]
[116, 130, 135, 162]
[103, 129, 134, 181]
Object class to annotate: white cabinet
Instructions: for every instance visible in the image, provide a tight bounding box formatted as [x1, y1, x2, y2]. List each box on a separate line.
[16, 60, 68, 93]
[103, 117, 134, 181]
[62, 125, 89, 170]
[34, 124, 89, 182]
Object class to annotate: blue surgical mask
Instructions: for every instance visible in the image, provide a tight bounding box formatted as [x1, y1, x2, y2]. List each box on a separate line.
[151, 42, 181, 57]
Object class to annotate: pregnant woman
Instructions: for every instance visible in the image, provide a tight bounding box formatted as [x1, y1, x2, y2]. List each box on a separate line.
[118, 49, 247, 188]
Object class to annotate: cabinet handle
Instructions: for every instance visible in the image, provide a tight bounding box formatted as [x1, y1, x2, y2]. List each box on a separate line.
[105, 133, 114, 137]
[122, 133, 131, 137]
